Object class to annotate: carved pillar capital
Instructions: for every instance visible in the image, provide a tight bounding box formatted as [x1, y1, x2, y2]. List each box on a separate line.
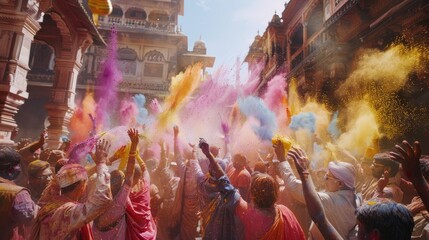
[0, 5, 41, 145]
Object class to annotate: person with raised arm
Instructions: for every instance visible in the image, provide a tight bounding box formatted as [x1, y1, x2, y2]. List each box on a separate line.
[15, 130, 47, 186]
[200, 139, 305, 240]
[92, 128, 139, 240]
[190, 138, 235, 240]
[287, 147, 343, 240]
[168, 125, 200, 239]
[274, 141, 358, 239]
[124, 130, 157, 240]
[155, 138, 180, 240]
[31, 139, 113, 240]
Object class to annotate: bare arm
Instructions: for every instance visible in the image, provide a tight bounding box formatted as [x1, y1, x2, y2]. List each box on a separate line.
[288, 147, 343, 240]
[125, 128, 138, 186]
[173, 125, 185, 175]
[199, 139, 224, 179]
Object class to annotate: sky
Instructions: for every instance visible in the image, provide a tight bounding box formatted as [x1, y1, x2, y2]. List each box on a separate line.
[179, 0, 287, 73]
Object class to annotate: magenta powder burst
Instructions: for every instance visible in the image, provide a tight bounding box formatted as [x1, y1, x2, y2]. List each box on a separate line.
[95, 28, 123, 130]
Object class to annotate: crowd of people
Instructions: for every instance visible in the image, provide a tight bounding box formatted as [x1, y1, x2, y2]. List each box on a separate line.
[0, 125, 428, 240]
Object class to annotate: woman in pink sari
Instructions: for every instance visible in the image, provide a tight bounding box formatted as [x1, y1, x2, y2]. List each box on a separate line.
[199, 139, 305, 240]
[125, 152, 157, 239]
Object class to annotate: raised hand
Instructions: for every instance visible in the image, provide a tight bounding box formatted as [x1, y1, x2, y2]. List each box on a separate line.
[377, 170, 390, 193]
[95, 139, 111, 164]
[390, 140, 421, 181]
[127, 128, 139, 150]
[173, 125, 179, 138]
[273, 140, 286, 162]
[287, 147, 310, 177]
[199, 138, 210, 156]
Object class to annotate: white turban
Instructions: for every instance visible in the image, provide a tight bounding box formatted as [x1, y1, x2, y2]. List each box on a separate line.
[328, 161, 356, 190]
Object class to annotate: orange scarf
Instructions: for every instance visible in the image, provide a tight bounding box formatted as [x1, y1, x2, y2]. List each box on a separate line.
[262, 205, 305, 240]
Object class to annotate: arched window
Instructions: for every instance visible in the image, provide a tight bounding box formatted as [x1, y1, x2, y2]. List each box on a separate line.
[125, 8, 147, 20]
[111, 5, 123, 18]
[144, 50, 165, 78]
[144, 50, 165, 62]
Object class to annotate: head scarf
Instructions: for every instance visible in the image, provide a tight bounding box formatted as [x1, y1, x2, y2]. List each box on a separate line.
[328, 161, 356, 190]
[56, 164, 88, 188]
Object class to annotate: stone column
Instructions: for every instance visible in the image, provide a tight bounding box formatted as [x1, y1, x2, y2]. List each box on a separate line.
[45, 30, 93, 148]
[0, 2, 40, 145]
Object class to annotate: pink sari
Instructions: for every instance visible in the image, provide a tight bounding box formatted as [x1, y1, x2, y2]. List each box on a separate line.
[125, 180, 157, 240]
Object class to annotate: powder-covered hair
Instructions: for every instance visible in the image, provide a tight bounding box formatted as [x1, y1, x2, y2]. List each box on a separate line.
[250, 174, 278, 209]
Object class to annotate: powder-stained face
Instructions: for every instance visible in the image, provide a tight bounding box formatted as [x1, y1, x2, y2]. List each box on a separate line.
[324, 170, 342, 192]
[370, 161, 385, 179]
[33, 167, 53, 190]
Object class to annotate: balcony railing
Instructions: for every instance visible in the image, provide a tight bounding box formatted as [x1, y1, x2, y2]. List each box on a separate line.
[98, 16, 178, 34]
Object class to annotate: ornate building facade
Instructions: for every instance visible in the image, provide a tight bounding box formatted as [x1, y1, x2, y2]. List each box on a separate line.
[15, 0, 214, 146]
[246, 0, 429, 147]
[78, 0, 214, 99]
[0, 0, 104, 146]
[246, 0, 428, 98]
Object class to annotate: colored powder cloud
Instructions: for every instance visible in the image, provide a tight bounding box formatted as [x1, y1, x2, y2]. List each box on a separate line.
[238, 96, 277, 141]
[95, 29, 122, 130]
[133, 94, 149, 125]
[157, 63, 203, 131]
[289, 112, 316, 133]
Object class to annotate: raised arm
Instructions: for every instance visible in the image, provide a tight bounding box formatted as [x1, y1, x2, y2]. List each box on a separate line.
[65, 139, 113, 232]
[199, 139, 224, 179]
[173, 125, 185, 174]
[273, 141, 306, 204]
[125, 128, 138, 186]
[18, 130, 46, 162]
[288, 147, 343, 240]
[391, 141, 429, 210]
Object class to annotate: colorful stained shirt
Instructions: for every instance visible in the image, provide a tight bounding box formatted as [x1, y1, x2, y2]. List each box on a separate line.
[169, 157, 200, 240]
[156, 167, 180, 240]
[32, 164, 112, 240]
[0, 177, 37, 239]
[93, 184, 131, 240]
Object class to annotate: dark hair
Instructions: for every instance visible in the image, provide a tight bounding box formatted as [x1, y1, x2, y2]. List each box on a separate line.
[357, 202, 414, 240]
[250, 174, 278, 209]
[61, 180, 83, 194]
[374, 153, 399, 177]
[0, 147, 21, 169]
